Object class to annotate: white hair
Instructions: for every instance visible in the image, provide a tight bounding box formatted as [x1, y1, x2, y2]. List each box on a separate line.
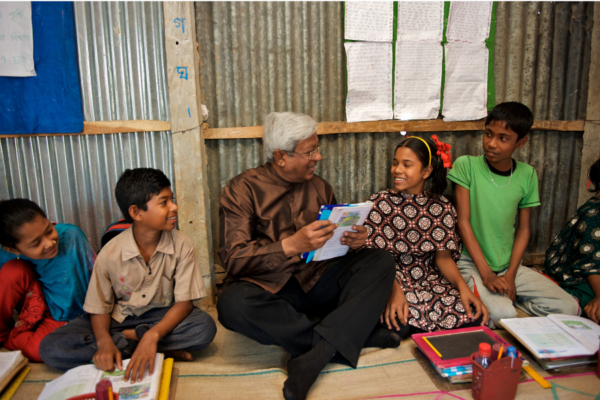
[262, 112, 317, 162]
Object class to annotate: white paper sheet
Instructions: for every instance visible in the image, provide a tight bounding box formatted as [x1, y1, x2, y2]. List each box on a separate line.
[396, 2, 444, 42]
[345, 2, 393, 42]
[313, 203, 373, 261]
[345, 42, 393, 123]
[442, 42, 488, 121]
[394, 41, 442, 120]
[0, 2, 36, 77]
[0, 351, 24, 384]
[446, 1, 493, 43]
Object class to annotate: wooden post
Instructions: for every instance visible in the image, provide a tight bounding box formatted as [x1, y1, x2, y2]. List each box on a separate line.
[578, 4, 600, 207]
[163, 2, 215, 303]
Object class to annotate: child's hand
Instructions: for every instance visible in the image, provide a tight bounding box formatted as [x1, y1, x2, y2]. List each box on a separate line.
[93, 338, 122, 372]
[459, 287, 489, 326]
[381, 281, 409, 331]
[504, 275, 517, 301]
[584, 296, 600, 324]
[482, 273, 511, 295]
[125, 331, 159, 383]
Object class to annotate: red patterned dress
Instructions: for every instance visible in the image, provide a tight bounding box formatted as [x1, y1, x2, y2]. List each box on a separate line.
[364, 189, 471, 332]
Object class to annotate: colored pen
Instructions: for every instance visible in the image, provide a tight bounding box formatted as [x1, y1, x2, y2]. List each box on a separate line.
[422, 337, 442, 358]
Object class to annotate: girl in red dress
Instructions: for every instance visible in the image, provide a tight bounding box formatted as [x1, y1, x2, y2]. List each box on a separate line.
[365, 136, 489, 336]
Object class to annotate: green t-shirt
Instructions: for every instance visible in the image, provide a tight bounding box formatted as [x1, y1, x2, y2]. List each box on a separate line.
[447, 155, 541, 271]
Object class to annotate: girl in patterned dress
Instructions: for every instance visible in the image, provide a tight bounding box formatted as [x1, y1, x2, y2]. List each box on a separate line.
[544, 159, 600, 322]
[365, 136, 488, 336]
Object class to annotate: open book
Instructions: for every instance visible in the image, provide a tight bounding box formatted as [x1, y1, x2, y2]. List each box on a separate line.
[501, 314, 600, 360]
[38, 353, 164, 400]
[0, 351, 28, 393]
[302, 202, 373, 262]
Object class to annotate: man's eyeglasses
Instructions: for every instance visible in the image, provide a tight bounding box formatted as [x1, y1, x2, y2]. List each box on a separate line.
[287, 145, 321, 160]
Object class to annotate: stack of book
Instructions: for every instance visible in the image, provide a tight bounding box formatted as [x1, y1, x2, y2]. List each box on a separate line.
[432, 364, 473, 383]
[413, 326, 527, 383]
[500, 314, 600, 370]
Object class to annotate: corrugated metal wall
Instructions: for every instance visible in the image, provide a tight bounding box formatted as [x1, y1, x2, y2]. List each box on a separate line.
[0, 2, 174, 251]
[196, 1, 594, 257]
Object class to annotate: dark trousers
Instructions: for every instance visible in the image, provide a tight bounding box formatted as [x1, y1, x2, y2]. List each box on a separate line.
[217, 248, 395, 368]
[39, 307, 217, 371]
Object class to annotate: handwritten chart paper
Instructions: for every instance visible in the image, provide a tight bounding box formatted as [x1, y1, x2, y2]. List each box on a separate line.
[345, 2, 393, 42]
[446, 2, 493, 43]
[397, 2, 444, 42]
[345, 42, 393, 123]
[394, 41, 442, 120]
[0, 2, 35, 77]
[442, 42, 488, 121]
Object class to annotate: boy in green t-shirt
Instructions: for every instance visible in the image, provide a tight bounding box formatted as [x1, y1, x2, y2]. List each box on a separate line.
[447, 102, 579, 328]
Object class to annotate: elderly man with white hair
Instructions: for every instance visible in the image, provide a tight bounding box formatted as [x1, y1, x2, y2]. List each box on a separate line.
[217, 112, 398, 400]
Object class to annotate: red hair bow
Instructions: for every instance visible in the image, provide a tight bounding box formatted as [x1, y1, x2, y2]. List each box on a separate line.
[431, 135, 452, 169]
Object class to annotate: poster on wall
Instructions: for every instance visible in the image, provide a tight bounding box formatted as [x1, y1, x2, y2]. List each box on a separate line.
[0, 2, 83, 134]
[394, 1, 444, 120]
[344, 42, 393, 123]
[0, 2, 36, 77]
[442, 1, 493, 121]
[345, 2, 393, 42]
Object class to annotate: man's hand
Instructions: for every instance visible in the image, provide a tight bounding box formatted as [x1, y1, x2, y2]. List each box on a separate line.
[381, 281, 409, 331]
[282, 220, 337, 256]
[93, 338, 122, 372]
[458, 286, 490, 326]
[585, 296, 600, 324]
[340, 225, 367, 249]
[124, 331, 159, 383]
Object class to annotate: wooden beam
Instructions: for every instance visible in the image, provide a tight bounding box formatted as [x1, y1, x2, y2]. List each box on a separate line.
[0, 118, 584, 140]
[82, 120, 171, 134]
[203, 119, 585, 140]
[0, 120, 172, 139]
[578, 4, 600, 207]
[164, 2, 215, 304]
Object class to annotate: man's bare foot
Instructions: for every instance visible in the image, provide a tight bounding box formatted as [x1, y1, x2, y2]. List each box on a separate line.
[164, 350, 194, 361]
[123, 329, 139, 341]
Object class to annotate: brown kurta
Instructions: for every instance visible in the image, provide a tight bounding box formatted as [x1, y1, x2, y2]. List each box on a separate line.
[218, 163, 336, 293]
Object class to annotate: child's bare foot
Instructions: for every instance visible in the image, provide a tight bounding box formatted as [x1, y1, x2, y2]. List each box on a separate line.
[122, 329, 139, 341]
[164, 350, 194, 361]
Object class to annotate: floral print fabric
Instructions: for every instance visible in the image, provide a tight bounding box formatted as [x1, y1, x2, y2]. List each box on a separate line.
[544, 196, 600, 286]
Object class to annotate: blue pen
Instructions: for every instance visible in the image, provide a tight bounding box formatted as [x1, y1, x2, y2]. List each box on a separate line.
[507, 346, 517, 368]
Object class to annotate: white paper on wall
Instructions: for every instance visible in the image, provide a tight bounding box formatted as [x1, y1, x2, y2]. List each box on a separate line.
[446, 1, 493, 43]
[394, 41, 443, 120]
[396, 2, 444, 42]
[442, 42, 488, 121]
[345, 2, 394, 42]
[0, 2, 35, 77]
[345, 42, 393, 123]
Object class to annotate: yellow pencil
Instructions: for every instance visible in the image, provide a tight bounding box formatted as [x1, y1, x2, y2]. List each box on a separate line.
[522, 366, 552, 389]
[422, 337, 442, 358]
[497, 345, 504, 360]
[158, 358, 174, 400]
